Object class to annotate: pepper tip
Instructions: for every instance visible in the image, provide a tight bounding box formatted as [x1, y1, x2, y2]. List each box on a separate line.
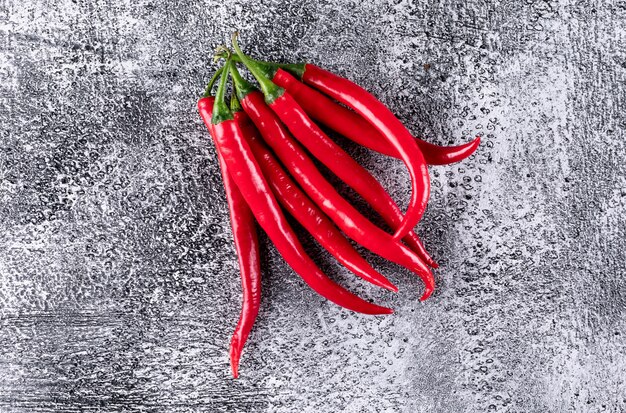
[470, 135, 481, 149]
[376, 277, 398, 293]
[229, 337, 242, 379]
[419, 285, 434, 301]
[230, 353, 240, 379]
[382, 307, 394, 315]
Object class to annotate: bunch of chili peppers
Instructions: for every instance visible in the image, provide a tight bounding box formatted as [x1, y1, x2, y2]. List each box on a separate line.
[198, 34, 480, 378]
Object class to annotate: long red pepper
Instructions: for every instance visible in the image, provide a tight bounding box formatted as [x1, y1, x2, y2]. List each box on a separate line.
[294, 64, 431, 241]
[271, 68, 480, 165]
[232, 34, 426, 242]
[270, 92, 439, 268]
[224, 54, 480, 166]
[219, 149, 260, 379]
[200, 61, 392, 315]
[233, 108, 397, 292]
[219, 153, 259, 379]
[202, 95, 260, 379]
[230, 72, 434, 299]
[231, 64, 436, 267]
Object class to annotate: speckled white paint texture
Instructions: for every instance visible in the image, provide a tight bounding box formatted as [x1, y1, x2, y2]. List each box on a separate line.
[1, 0, 625, 412]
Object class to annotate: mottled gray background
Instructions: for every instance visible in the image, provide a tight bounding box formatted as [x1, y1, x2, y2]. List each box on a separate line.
[1, 0, 625, 412]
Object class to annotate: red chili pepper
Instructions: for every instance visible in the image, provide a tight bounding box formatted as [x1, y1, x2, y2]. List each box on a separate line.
[232, 34, 428, 243]
[220, 148, 261, 379]
[234, 63, 437, 267]
[227, 62, 436, 268]
[230, 68, 434, 299]
[271, 68, 480, 165]
[240, 91, 435, 300]
[202, 95, 261, 379]
[272, 92, 439, 268]
[199, 60, 392, 315]
[223, 54, 480, 165]
[234, 108, 397, 292]
[291, 63, 432, 242]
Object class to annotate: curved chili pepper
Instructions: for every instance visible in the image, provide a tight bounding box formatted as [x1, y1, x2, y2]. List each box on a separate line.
[241, 90, 436, 300]
[230, 65, 436, 268]
[202, 96, 261, 379]
[199, 62, 392, 315]
[229, 72, 434, 299]
[231, 45, 435, 268]
[220, 148, 260, 379]
[271, 68, 480, 165]
[273, 91, 440, 268]
[224, 54, 480, 166]
[275, 93, 440, 269]
[232, 34, 426, 242]
[293, 63, 432, 241]
[234, 108, 397, 292]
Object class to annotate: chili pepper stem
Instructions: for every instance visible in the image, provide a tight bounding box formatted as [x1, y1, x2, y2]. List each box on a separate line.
[218, 51, 279, 79]
[273, 62, 306, 79]
[232, 32, 284, 103]
[230, 63, 258, 101]
[212, 57, 234, 125]
[204, 66, 224, 97]
[227, 53, 306, 80]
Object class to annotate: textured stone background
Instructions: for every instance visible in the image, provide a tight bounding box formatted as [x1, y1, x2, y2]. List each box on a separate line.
[1, 0, 625, 412]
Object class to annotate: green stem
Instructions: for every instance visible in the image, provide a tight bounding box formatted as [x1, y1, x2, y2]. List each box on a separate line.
[274, 62, 306, 79]
[230, 63, 257, 101]
[203, 66, 224, 97]
[227, 54, 278, 79]
[211, 58, 234, 125]
[232, 33, 284, 104]
[226, 54, 306, 80]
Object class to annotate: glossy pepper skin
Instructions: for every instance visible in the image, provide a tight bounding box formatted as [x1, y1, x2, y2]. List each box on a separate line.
[292, 63, 432, 242]
[234, 88, 434, 300]
[203, 96, 261, 379]
[198, 65, 392, 315]
[269, 91, 438, 268]
[219, 147, 260, 380]
[234, 109, 397, 292]
[271, 68, 480, 166]
[225, 55, 479, 167]
[231, 35, 425, 243]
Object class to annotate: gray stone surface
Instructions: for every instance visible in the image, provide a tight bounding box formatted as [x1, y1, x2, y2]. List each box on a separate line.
[1, 0, 625, 412]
